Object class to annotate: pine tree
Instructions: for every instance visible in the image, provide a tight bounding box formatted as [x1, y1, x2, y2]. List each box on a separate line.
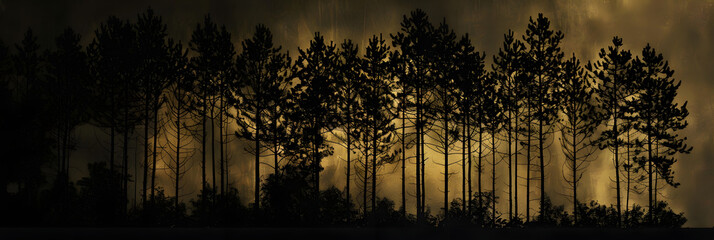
[163, 39, 193, 211]
[492, 29, 526, 220]
[586, 36, 634, 226]
[334, 39, 363, 209]
[629, 44, 691, 222]
[389, 50, 415, 216]
[362, 34, 398, 217]
[289, 32, 340, 214]
[557, 54, 601, 225]
[391, 9, 437, 222]
[88, 17, 142, 215]
[428, 19, 460, 217]
[483, 71, 504, 227]
[522, 14, 564, 220]
[135, 8, 170, 205]
[454, 34, 486, 213]
[234, 25, 291, 210]
[189, 15, 235, 205]
[47, 28, 92, 211]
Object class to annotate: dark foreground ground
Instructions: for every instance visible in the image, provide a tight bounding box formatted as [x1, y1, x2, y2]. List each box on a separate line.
[0, 227, 712, 240]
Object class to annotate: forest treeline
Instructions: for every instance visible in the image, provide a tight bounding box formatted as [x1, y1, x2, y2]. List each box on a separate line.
[0, 8, 690, 228]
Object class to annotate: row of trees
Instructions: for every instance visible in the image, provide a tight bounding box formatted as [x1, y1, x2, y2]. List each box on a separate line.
[0, 8, 689, 227]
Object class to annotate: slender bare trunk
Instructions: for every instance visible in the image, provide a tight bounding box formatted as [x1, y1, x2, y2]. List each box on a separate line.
[151, 101, 158, 200]
[143, 100, 149, 206]
[491, 130, 496, 227]
[401, 105, 406, 215]
[219, 98, 225, 196]
[255, 109, 261, 210]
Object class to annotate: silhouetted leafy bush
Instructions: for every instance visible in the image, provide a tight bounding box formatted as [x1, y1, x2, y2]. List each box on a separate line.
[190, 186, 246, 226]
[532, 195, 572, 227]
[260, 164, 315, 226]
[440, 192, 500, 228]
[361, 197, 413, 227]
[75, 162, 124, 226]
[649, 201, 687, 228]
[132, 187, 187, 227]
[40, 173, 79, 225]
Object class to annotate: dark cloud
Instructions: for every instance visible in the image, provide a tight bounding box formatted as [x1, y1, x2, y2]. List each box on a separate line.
[1, 0, 711, 227]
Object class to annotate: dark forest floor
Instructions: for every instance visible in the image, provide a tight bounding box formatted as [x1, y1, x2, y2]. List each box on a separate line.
[0, 227, 712, 240]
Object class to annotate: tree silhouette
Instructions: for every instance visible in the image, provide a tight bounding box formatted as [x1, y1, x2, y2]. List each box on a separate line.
[162, 39, 193, 212]
[629, 44, 691, 222]
[135, 8, 171, 205]
[46, 28, 92, 214]
[391, 9, 437, 222]
[389, 45, 416, 217]
[289, 32, 339, 214]
[3, 28, 55, 224]
[483, 71, 505, 227]
[234, 24, 291, 210]
[334, 39, 363, 211]
[522, 14, 564, 220]
[557, 54, 601, 225]
[88, 16, 142, 216]
[362, 34, 398, 218]
[426, 19, 461, 218]
[188, 14, 235, 206]
[454, 34, 486, 213]
[492, 29, 526, 220]
[586, 36, 634, 226]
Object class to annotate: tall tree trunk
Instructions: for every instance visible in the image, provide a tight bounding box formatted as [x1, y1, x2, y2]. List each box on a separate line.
[537, 74, 546, 220]
[401, 105, 406, 216]
[476, 116, 481, 213]
[255, 108, 261, 210]
[415, 87, 422, 222]
[539, 106, 544, 219]
[201, 97, 207, 203]
[151, 102, 159, 200]
[462, 115, 467, 212]
[572, 115, 577, 225]
[176, 87, 183, 211]
[613, 85, 621, 227]
[444, 113, 449, 217]
[491, 130, 496, 227]
[508, 111, 513, 221]
[313, 126, 320, 209]
[420, 120, 426, 217]
[647, 120, 653, 223]
[526, 106, 531, 222]
[372, 126, 377, 214]
[123, 89, 129, 215]
[468, 116, 473, 212]
[654, 141, 659, 208]
[143, 99, 149, 206]
[625, 123, 631, 214]
[364, 137, 369, 214]
[223, 117, 229, 196]
[273, 119, 279, 176]
[211, 105, 216, 195]
[219, 98, 225, 196]
[514, 107, 519, 219]
[346, 113, 351, 208]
